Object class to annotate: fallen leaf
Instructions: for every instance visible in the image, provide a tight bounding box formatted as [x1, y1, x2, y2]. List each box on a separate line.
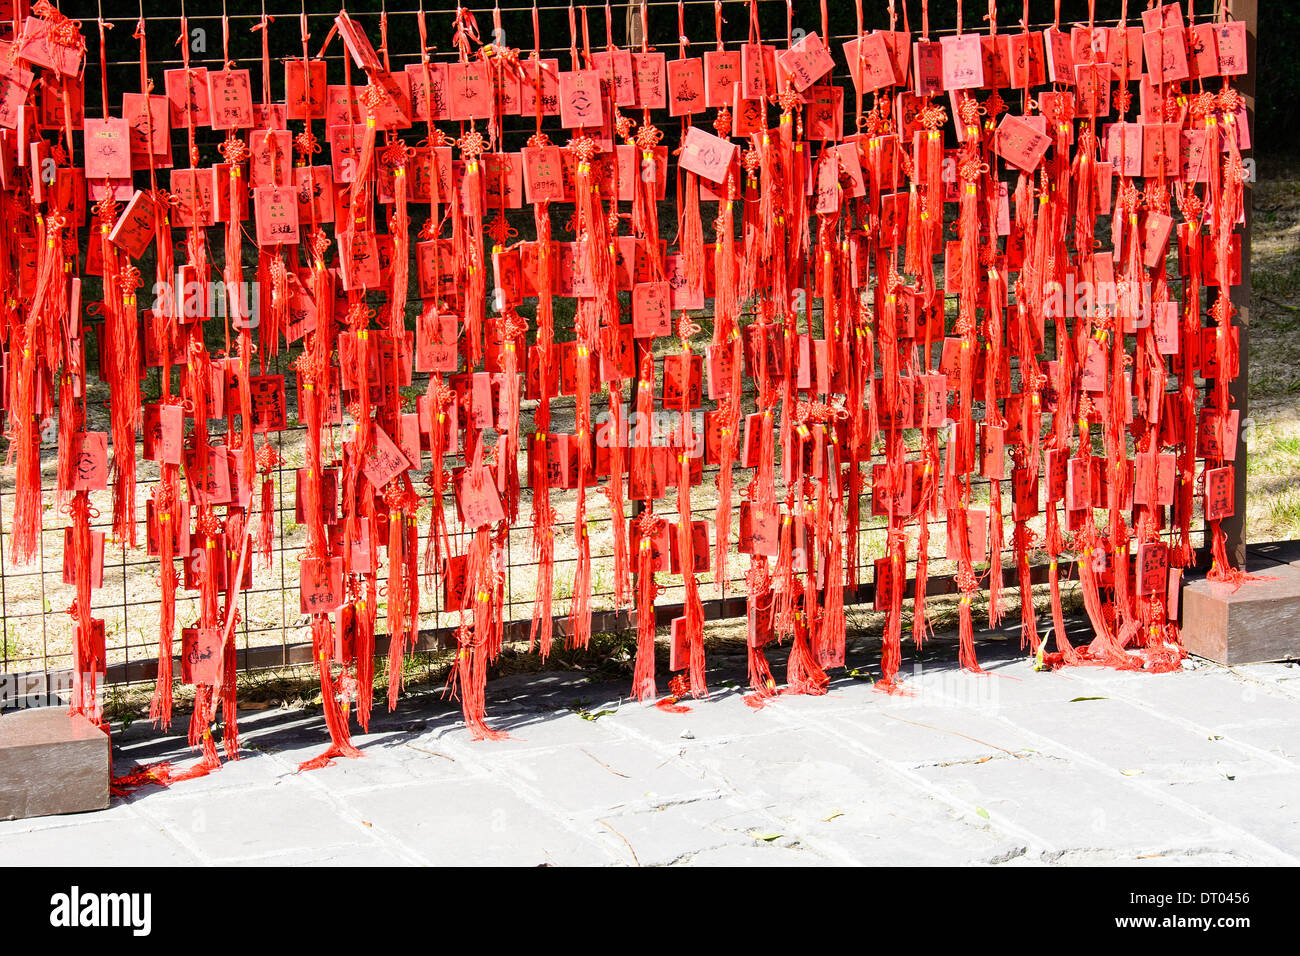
[823, 810, 845, 822]
[749, 831, 783, 842]
[975, 806, 990, 820]
[1069, 696, 1108, 702]
[1120, 769, 1144, 776]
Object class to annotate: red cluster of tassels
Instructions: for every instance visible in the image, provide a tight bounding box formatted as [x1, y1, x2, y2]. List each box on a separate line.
[1, 0, 1251, 781]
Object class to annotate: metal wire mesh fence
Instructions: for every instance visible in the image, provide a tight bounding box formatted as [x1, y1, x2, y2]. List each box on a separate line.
[0, 0, 1236, 703]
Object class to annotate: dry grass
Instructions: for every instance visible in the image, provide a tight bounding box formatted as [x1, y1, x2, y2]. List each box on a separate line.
[1245, 160, 1300, 543]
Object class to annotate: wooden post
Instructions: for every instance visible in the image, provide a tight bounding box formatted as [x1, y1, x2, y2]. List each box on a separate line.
[1222, 0, 1256, 568]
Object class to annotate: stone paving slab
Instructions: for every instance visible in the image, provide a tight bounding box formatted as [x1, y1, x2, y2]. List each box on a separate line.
[2, 632, 1299, 866]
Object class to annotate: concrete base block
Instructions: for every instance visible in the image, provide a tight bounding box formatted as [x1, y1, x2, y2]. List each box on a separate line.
[1181, 560, 1300, 666]
[0, 708, 109, 820]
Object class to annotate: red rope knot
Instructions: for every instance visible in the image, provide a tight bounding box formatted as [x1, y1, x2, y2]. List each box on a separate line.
[1187, 91, 1217, 120]
[635, 123, 663, 150]
[218, 134, 248, 166]
[196, 512, 224, 538]
[1160, 90, 1183, 124]
[792, 399, 812, 428]
[93, 194, 119, 224]
[381, 138, 409, 169]
[956, 95, 983, 127]
[1209, 296, 1234, 325]
[338, 670, 359, 705]
[712, 108, 732, 137]
[637, 508, 665, 539]
[1178, 189, 1204, 223]
[267, 256, 288, 303]
[984, 90, 1008, 119]
[676, 312, 701, 341]
[362, 84, 390, 115]
[1117, 181, 1143, 216]
[383, 482, 421, 512]
[418, 218, 437, 241]
[153, 475, 176, 511]
[956, 565, 979, 595]
[1113, 86, 1133, 115]
[292, 131, 321, 164]
[1146, 182, 1170, 215]
[310, 228, 331, 263]
[884, 264, 905, 297]
[1078, 393, 1096, 422]
[526, 131, 551, 148]
[567, 134, 599, 164]
[429, 378, 456, 411]
[899, 150, 915, 180]
[1093, 304, 1115, 334]
[864, 99, 890, 136]
[119, 265, 144, 295]
[346, 301, 375, 331]
[256, 441, 282, 474]
[32, 1, 85, 51]
[919, 102, 948, 131]
[1211, 87, 1242, 119]
[777, 85, 802, 114]
[1225, 153, 1248, 188]
[499, 310, 527, 341]
[458, 128, 487, 160]
[486, 214, 516, 246]
[742, 145, 761, 175]
[956, 154, 987, 183]
[151, 188, 180, 213]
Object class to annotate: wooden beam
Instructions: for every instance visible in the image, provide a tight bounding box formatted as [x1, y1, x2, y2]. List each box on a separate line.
[1221, 0, 1257, 567]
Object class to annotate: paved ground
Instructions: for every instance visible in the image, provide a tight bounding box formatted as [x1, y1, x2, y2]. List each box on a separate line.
[3, 619, 1300, 866]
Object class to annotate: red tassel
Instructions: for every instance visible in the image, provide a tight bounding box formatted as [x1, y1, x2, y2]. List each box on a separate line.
[785, 594, 829, 696]
[449, 528, 508, 741]
[632, 511, 661, 702]
[656, 675, 692, 713]
[149, 475, 180, 729]
[300, 620, 365, 770]
[385, 510, 407, 711]
[987, 482, 1005, 629]
[680, 170, 705, 290]
[958, 592, 982, 674]
[605, 393, 630, 609]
